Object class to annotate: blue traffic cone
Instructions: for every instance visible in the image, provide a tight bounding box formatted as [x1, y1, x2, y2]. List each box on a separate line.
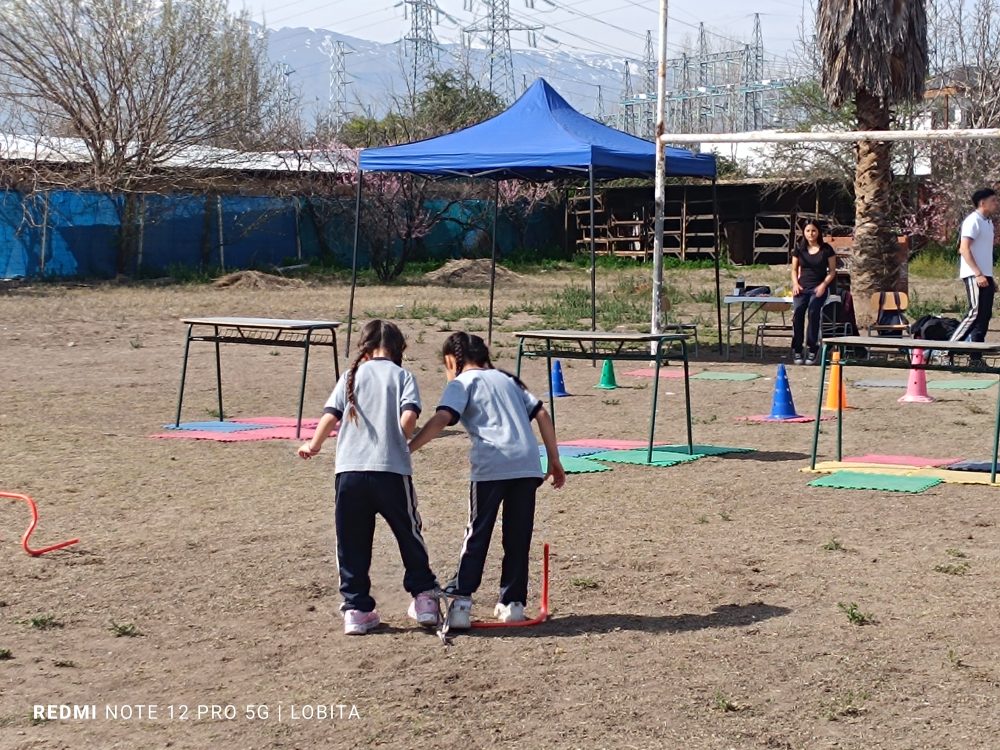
[767, 363, 802, 420]
[550, 360, 570, 397]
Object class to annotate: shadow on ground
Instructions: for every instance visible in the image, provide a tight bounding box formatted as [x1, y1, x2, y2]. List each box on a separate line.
[464, 601, 792, 638]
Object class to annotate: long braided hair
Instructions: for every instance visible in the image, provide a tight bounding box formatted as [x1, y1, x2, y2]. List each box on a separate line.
[345, 320, 407, 424]
[441, 331, 527, 389]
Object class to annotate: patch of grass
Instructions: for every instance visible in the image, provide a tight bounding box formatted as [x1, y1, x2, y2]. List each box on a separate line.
[204, 409, 222, 419]
[822, 689, 869, 720]
[601, 399, 621, 406]
[946, 548, 967, 558]
[438, 304, 487, 322]
[712, 691, 742, 712]
[690, 288, 717, 304]
[838, 601, 875, 626]
[570, 577, 600, 590]
[52, 660, 76, 668]
[28, 614, 62, 630]
[694, 414, 718, 425]
[719, 512, 732, 521]
[696, 515, 710, 524]
[947, 648, 970, 669]
[0, 648, 11, 660]
[128, 335, 143, 349]
[399, 301, 443, 321]
[909, 244, 957, 279]
[109, 621, 141, 637]
[933, 561, 970, 576]
[268, 350, 280, 356]
[822, 538, 845, 552]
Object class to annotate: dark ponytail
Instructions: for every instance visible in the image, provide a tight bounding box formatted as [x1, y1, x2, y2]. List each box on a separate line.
[346, 320, 407, 423]
[441, 331, 527, 389]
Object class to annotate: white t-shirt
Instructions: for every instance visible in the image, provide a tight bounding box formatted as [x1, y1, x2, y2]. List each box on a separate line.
[958, 210, 995, 279]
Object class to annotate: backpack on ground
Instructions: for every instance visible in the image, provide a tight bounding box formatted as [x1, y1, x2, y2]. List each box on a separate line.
[911, 314, 960, 341]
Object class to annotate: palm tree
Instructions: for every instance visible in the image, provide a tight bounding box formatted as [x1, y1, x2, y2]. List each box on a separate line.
[817, 0, 928, 324]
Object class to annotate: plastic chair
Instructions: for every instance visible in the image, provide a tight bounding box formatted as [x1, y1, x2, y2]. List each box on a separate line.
[754, 301, 793, 357]
[867, 292, 910, 336]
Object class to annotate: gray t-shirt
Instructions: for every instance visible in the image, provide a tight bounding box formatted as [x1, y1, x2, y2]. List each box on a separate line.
[324, 358, 421, 475]
[437, 368, 543, 482]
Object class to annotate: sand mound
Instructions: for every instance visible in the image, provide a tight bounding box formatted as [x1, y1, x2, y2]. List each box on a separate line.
[423, 258, 519, 286]
[212, 270, 306, 290]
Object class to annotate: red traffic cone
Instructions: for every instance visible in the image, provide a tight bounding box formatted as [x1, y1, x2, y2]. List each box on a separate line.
[898, 348, 933, 403]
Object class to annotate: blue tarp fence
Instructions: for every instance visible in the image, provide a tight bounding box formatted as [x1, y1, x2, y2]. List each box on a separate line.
[0, 189, 561, 280]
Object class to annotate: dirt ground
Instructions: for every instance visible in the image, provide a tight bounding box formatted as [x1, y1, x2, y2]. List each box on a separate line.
[2, 267, 1000, 750]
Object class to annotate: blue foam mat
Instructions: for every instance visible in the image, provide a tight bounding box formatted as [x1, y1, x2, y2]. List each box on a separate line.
[164, 421, 272, 433]
[946, 460, 1000, 473]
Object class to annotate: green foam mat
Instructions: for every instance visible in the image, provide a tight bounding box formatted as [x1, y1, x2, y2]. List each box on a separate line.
[692, 371, 762, 381]
[542, 455, 611, 474]
[808, 471, 941, 493]
[656, 444, 754, 456]
[588, 449, 704, 467]
[927, 379, 997, 390]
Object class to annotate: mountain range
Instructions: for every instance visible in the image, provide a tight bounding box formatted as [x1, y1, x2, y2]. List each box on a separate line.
[267, 26, 630, 124]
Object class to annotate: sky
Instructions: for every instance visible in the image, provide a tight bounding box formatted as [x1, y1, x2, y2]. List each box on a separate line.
[228, 0, 812, 68]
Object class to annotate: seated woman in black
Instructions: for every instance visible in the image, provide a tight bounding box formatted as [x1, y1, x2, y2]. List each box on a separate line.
[791, 221, 837, 365]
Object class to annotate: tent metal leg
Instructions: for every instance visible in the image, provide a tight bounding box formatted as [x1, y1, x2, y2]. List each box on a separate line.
[345, 171, 364, 358]
[488, 181, 499, 346]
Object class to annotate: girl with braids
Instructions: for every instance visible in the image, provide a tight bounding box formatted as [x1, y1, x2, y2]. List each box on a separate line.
[409, 331, 565, 628]
[298, 320, 440, 635]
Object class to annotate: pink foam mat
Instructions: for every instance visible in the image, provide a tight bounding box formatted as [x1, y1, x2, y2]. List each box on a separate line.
[622, 368, 692, 379]
[742, 415, 822, 423]
[230, 417, 320, 428]
[843, 454, 961, 468]
[151, 425, 326, 442]
[561, 438, 669, 450]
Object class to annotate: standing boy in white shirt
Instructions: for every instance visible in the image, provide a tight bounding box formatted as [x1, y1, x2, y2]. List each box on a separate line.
[950, 188, 1000, 361]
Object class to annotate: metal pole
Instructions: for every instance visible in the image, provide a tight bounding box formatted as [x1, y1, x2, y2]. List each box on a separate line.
[589, 165, 597, 333]
[487, 181, 500, 346]
[712, 177, 723, 353]
[658, 127, 1000, 145]
[216, 195, 225, 272]
[651, 0, 669, 342]
[346, 171, 364, 357]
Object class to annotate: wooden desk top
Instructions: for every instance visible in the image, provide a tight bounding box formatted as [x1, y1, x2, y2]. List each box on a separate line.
[513, 329, 689, 343]
[181, 317, 341, 330]
[824, 336, 1000, 353]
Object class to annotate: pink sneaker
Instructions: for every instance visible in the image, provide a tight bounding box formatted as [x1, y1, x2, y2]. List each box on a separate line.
[407, 591, 440, 626]
[343, 609, 380, 635]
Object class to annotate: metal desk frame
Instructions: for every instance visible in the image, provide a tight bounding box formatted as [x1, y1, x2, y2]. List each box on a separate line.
[175, 317, 341, 439]
[810, 335, 1000, 482]
[724, 294, 841, 360]
[513, 330, 694, 463]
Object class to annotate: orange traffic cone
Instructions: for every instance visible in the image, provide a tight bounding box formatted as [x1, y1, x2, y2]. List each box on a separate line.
[898, 348, 934, 403]
[822, 350, 849, 410]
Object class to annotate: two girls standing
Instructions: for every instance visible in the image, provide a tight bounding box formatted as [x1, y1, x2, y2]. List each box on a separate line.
[299, 321, 565, 635]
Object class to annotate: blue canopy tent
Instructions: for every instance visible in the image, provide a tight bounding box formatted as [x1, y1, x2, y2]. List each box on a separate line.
[350, 78, 718, 351]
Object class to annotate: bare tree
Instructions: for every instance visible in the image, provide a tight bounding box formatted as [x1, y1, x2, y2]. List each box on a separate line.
[0, 0, 298, 273]
[908, 0, 1000, 244]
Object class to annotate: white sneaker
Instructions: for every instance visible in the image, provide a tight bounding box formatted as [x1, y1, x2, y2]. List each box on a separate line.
[494, 602, 526, 623]
[343, 608, 380, 635]
[446, 597, 472, 629]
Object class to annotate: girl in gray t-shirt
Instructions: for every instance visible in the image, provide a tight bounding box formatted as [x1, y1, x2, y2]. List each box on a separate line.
[298, 320, 440, 636]
[409, 332, 565, 630]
